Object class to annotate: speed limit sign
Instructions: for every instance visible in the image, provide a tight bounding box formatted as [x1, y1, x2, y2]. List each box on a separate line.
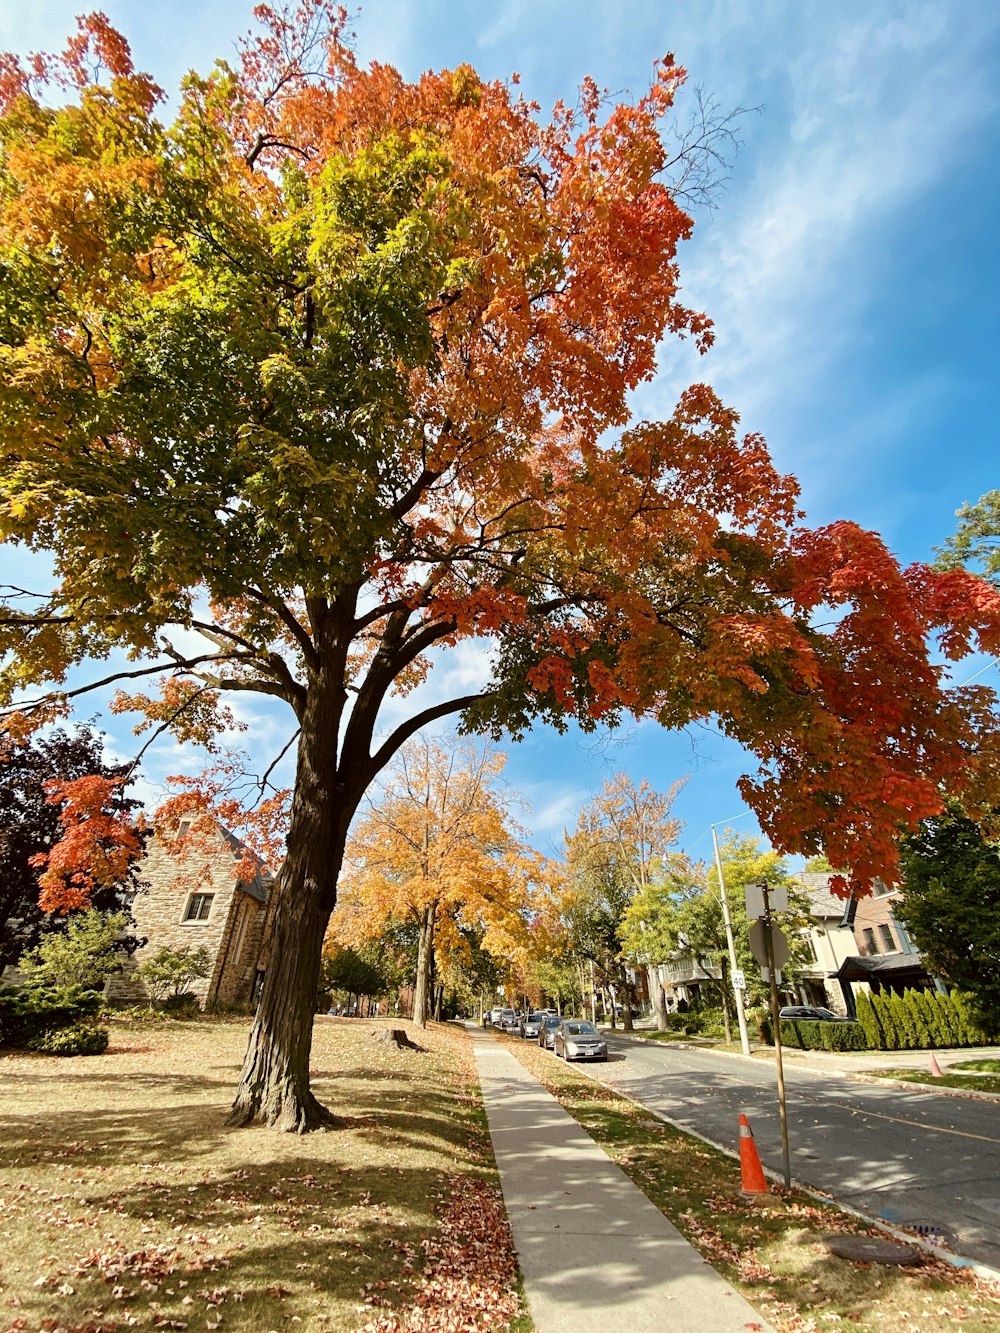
[732, 970, 746, 990]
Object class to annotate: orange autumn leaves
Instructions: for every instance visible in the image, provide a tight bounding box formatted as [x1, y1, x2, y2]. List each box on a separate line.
[29, 773, 144, 913]
[1, 1, 999, 916]
[330, 738, 557, 988]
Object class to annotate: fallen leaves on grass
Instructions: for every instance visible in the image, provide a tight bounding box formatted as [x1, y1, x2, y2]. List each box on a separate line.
[360, 1173, 521, 1333]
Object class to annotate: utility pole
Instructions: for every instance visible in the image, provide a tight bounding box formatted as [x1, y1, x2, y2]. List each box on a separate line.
[711, 823, 751, 1057]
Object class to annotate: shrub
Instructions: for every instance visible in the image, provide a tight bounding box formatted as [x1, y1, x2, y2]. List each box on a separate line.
[952, 991, 990, 1046]
[27, 1023, 109, 1056]
[872, 992, 899, 1049]
[922, 990, 950, 1046]
[134, 945, 212, 1002]
[819, 1021, 866, 1051]
[855, 991, 882, 1049]
[931, 990, 962, 1046]
[888, 992, 915, 1049]
[903, 989, 930, 1047]
[778, 1018, 865, 1052]
[160, 992, 201, 1016]
[0, 985, 104, 1047]
[17, 910, 131, 990]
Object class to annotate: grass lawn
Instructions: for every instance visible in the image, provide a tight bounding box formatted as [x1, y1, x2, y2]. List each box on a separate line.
[0, 1016, 530, 1333]
[498, 1033, 1000, 1333]
[867, 1068, 1000, 1095]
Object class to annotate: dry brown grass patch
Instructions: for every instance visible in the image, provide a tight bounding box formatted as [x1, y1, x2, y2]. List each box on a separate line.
[0, 1017, 528, 1333]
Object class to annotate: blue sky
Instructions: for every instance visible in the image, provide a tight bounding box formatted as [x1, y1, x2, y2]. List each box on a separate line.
[2, 2, 999, 867]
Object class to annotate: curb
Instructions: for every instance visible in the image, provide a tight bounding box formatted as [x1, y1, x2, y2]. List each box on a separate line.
[615, 1031, 1000, 1103]
[541, 1041, 1000, 1285]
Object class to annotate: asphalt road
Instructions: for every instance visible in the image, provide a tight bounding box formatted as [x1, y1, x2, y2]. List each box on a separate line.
[590, 1033, 1000, 1272]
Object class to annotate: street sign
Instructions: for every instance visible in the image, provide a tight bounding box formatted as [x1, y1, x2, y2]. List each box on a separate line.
[749, 919, 790, 968]
[745, 881, 789, 919]
[732, 969, 746, 991]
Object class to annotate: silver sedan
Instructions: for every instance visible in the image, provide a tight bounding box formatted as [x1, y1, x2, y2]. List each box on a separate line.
[553, 1019, 608, 1062]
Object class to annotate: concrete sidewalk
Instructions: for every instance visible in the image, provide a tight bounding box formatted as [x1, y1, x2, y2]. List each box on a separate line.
[468, 1025, 776, 1333]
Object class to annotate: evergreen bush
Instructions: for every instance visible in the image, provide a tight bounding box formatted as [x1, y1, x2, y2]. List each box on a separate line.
[928, 997, 949, 1045]
[872, 992, 899, 1049]
[818, 1020, 866, 1051]
[779, 1018, 805, 1048]
[855, 991, 881, 1049]
[952, 991, 989, 1046]
[889, 992, 915, 1048]
[27, 1023, 109, 1056]
[0, 985, 104, 1047]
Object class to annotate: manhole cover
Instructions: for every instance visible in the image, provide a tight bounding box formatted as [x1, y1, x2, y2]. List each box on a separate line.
[822, 1235, 922, 1266]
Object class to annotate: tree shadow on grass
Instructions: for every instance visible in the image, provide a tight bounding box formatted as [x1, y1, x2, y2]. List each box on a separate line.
[11, 1157, 464, 1332]
[0, 1067, 485, 1172]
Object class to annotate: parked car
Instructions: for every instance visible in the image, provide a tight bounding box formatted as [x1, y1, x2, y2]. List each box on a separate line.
[779, 1005, 853, 1022]
[486, 1006, 505, 1026]
[496, 1007, 519, 1032]
[553, 1019, 608, 1062]
[538, 1013, 562, 1049]
[520, 1011, 545, 1040]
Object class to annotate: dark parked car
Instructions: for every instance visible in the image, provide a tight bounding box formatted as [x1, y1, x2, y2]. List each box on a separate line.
[521, 1011, 545, 1039]
[553, 1019, 608, 1062]
[538, 1013, 562, 1049]
[496, 1007, 519, 1032]
[779, 1005, 853, 1022]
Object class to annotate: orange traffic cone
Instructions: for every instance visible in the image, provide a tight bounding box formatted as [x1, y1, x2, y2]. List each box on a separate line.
[930, 1053, 944, 1078]
[738, 1112, 769, 1196]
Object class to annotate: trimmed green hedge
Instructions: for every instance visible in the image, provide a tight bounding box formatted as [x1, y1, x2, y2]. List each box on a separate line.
[27, 1023, 109, 1056]
[775, 1017, 866, 1051]
[765, 989, 997, 1051]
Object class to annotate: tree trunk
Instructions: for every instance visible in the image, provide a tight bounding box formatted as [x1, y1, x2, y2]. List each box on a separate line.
[647, 963, 669, 1030]
[412, 902, 437, 1027]
[226, 674, 349, 1132]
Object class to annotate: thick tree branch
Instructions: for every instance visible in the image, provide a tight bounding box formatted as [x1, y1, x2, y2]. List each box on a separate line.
[368, 692, 495, 782]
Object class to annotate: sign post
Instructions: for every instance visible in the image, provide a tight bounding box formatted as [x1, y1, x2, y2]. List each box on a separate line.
[747, 884, 792, 1189]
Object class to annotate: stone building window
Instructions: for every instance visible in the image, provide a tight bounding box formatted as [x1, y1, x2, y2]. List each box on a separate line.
[184, 893, 214, 922]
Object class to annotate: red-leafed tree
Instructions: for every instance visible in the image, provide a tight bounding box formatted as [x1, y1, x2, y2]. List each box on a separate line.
[0, 725, 146, 969]
[2, 5, 999, 1129]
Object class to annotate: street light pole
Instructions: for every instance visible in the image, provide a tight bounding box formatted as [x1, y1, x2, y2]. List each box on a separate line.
[711, 824, 751, 1057]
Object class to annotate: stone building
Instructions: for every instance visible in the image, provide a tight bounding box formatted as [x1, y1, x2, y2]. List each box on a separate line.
[107, 819, 274, 1009]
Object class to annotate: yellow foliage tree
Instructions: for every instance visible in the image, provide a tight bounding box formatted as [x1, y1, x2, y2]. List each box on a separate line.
[331, 736, 547, 1025]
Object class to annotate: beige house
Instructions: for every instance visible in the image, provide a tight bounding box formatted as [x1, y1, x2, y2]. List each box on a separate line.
[108, 820, 274, 1009]
[789, 872, 860, 1014]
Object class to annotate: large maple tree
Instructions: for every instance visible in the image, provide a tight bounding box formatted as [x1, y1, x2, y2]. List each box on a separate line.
[2, 4, 1000, 1128]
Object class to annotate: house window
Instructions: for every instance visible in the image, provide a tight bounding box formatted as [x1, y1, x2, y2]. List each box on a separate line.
[892, 916, 915, 954]
[184, 893, 214, 922]
[176, 819, 193, 838]
[862, 927, 878, 955]
[230, 904, 251, 964]
[878, 923, 896, 953]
